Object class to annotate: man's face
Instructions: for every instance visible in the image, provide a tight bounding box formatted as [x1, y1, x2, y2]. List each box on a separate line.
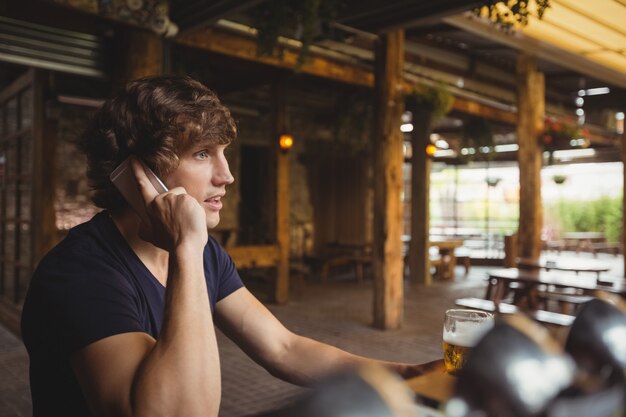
[164, 142, 234, 230]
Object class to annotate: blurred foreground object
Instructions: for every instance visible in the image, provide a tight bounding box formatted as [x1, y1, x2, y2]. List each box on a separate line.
[547, 293, 626, 417]
[565, 292, 626, 373]
[448, 296, 626, 417]
[446, 314, 575, 417]
[255, 364, 416, 417]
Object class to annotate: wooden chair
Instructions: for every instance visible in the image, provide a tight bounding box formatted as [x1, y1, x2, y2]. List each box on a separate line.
[320, 242, 372, 284]
[454, 247, 471, 275]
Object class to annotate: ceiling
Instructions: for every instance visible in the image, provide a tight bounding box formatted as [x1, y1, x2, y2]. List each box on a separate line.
[169, 0, 486, 34]
[444, 0, 626, 89]
[1, 0, 623, 161]
[524, 0, 626, 82]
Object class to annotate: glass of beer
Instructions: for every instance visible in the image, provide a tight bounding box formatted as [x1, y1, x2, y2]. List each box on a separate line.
[443, 309, 494, 375]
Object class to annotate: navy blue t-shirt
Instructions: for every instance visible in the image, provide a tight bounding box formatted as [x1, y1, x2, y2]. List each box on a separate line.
[21, 211, 244, 417]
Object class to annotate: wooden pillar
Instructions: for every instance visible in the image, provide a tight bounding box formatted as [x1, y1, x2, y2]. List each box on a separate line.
[272, 81, 290, 304]
[516, 54, 545, 260]
[408, 109, 433, 285]
[622, 128, 626, 277]
[372, 30, 404, 330]
[31, 70, 58, 265]
[120, 29, 163, 81]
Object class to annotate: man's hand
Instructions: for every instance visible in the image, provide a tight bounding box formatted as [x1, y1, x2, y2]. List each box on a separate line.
[130, 158, 208, 251]
[396, 358, 445, 379]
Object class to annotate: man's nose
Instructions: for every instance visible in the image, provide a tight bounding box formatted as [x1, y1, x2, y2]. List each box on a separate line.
[214, 158, 234, 185]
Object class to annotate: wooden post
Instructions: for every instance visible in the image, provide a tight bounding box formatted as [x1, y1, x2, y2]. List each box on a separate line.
[622, 128, 626, 277]
[408, 109, 433, 285]
[31, 70, 57, 267]
[272, 81, 290, 304]
[516, 54, 545, 260]
[372, 30, 404, 330]
[120, 29, 163, 81]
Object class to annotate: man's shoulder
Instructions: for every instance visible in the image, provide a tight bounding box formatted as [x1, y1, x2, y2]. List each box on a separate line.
[204, 235, 234, 265]
[56, 210, 120, 251]
[34, 212, 128, 282]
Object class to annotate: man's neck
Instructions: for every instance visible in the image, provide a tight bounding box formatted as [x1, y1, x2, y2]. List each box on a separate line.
[111, 209, 170, 286]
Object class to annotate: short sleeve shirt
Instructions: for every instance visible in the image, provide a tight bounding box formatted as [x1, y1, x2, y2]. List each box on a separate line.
[21, 211, 244, 417]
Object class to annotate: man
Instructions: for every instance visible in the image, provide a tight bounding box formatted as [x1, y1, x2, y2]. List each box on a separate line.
[21, 75, 438, 417]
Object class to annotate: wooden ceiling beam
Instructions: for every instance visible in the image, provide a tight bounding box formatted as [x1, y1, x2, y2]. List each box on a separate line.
[451, 96, 517, 124]
[176, 28, 374, 87]
[176, 27, 518, 125]
[171, 0, 267, 34]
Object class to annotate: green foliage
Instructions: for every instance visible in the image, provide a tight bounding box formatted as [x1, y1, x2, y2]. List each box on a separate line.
[475, 0, 552, 32]
[546, 196, 623, 242]
[457, 117, 495, 162]
[253, 0, 290, 57]
[251, 0, 340, 66]
[463, 117, 493, 147]
[404, 84, 454, 122]
[332, 92, 372, 155]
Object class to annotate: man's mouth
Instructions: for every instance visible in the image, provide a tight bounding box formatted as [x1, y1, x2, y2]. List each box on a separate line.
[204, 195, 224, 211]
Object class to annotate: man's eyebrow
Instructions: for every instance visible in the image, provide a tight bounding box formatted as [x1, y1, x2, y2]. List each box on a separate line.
[192, 142, 217, 151]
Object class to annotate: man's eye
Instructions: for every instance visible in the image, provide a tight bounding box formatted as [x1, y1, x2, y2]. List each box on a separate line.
[196, 151, 209, 159]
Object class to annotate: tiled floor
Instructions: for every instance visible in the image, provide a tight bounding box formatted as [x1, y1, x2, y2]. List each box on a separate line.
[2, 252, 623, 417]
[0, 324, 30, 417]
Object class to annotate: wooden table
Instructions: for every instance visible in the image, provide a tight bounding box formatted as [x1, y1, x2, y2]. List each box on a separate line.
[486, 268, 626, 309]
[407, 362, 454, 412]
[429, 237, 464, 280]
[401, 236, 465, 280]
[517, 257, 611, 281]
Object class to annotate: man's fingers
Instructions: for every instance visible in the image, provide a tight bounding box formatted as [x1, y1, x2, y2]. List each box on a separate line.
[163, 186, 187, 196]
[130, 157, 159, 203]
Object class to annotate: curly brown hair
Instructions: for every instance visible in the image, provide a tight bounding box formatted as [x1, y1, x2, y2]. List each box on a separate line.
[76, 75, 237, 210]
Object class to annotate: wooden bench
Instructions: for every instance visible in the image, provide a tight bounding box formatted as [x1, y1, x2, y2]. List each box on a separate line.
[589, 242, 621, 256]
[537, 292, 593, 314]
[321, 255, 371, 283]
[516, 257, 610, 280]
[455, 297, 575, 327]
[597, 277, 626, 287]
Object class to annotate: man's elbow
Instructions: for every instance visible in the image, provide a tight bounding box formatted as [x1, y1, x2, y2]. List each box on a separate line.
[131, 384, 221, 417]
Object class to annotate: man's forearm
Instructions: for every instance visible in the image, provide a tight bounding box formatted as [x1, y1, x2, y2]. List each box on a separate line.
[132, 244, 220, 417]
[270, 334, 441, 386]
[267, 334, 375, 386]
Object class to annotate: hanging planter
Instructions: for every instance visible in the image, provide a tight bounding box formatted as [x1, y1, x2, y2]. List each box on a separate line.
[539, 116, 589, 164]
[552, 174, 567, 185]
[404, 84, 454, 123]
[461, 117, 494, 161]
[251, 0, 339, 67]
[486, 176, 501, 187]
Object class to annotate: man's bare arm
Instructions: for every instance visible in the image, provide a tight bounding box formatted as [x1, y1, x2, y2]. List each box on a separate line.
[71, 159, 220, 417]
[215, 288, 441, 386]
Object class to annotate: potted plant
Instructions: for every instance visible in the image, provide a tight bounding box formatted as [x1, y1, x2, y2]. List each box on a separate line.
[462, 117, 494, 160]
[539, 116, 589, 164]
[404, 83, 454, 123]
[251, 0, 340, 66]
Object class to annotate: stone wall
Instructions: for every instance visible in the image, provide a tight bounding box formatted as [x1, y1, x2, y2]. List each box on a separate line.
[54, 103, 99, 233]
[51, 98, 363, 261]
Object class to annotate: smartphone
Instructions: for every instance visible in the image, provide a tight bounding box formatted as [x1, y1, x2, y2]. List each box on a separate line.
[110, 157, 168, 223]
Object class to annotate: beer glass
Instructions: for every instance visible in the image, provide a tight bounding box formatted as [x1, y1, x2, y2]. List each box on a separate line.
[443, 309, 494, 375]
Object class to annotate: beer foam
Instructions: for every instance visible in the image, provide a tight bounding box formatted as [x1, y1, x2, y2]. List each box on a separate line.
[443, 320, 493, 347]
